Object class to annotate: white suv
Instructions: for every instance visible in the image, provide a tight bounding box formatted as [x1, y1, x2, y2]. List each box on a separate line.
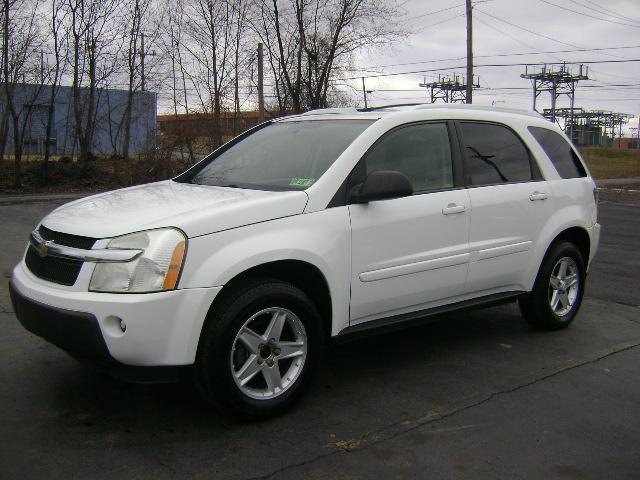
[10, 104, 600, 417]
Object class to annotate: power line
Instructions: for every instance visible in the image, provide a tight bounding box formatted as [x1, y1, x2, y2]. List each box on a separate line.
[343, 59, 640, 81]
[414, 13, 465, 33]
[358, 44, 640, 71]
[567, 0, 640, 25]
[408, 0, 494, 22]
[474, 9, 582, 49]
[474, 16, 565, 63]
[408, 3, 465, 21]
[475, 8, 631, 61]
[539, 0, 640, 29]
[376, 84, 640, 92]
[580, 0, 640, 23]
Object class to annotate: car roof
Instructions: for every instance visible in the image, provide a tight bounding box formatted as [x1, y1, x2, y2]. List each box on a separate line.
[276, 103, 547, 124]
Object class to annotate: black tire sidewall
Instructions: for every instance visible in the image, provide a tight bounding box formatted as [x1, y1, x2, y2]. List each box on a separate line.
[533, 241, 586, 327]
[197, 281, 323, 418]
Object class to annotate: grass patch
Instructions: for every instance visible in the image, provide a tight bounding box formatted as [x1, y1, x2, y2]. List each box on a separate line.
[580, 148, 640, 179]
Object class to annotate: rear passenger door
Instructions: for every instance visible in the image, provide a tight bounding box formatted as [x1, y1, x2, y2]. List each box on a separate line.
[457, 121, 554, 294]
[527, 126, 595, 236]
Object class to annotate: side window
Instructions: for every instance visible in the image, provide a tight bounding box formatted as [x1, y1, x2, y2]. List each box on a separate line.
[528, 126, 587, 179]
[364, 123, 453, 193]
[459, 122, 534, 186]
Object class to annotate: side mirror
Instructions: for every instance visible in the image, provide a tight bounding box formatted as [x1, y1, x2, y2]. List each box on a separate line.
[350, 170, 413, 204]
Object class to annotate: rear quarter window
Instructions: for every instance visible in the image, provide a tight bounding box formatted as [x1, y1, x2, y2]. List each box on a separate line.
[528, 126, 587, 179]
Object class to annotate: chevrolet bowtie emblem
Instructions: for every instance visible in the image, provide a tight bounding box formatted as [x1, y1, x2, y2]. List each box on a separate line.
[38, 240, 54, 258]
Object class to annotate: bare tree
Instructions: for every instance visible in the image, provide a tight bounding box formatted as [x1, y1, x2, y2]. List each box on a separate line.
[0, 0, 8, 166]
[41, 0, 68, 184]
[183, 0, 236, 148]
[158, 0, 196, 162]
[118, 0, 150, 175]
[256, 0, 405, 113]
[66, 0, 118, 171]
[231, 0, 249, 135]
[2, 0, 45, 188]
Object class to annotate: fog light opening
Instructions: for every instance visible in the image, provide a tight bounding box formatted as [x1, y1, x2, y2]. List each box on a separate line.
[103, 315, 127, 338]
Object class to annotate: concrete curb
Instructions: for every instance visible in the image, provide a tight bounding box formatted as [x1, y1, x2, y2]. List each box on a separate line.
[596, 177, 640, 187]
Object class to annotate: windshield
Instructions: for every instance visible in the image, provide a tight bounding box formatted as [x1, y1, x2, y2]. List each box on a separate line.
[186, 119, 375, 190]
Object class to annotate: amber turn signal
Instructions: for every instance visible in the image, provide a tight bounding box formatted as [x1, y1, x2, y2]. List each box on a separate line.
[163, 240, 186, 289]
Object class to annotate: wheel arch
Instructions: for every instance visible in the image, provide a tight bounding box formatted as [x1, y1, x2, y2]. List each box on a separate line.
[200, 259, 333, 346]
[545, 226, 591, 268]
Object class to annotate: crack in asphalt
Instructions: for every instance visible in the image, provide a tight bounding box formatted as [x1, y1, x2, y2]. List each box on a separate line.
[243, 341, 640, 480]
[613, 300, 640, 309]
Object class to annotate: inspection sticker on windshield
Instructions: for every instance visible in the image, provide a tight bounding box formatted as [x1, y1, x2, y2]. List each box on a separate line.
[289, 178, 315, 187]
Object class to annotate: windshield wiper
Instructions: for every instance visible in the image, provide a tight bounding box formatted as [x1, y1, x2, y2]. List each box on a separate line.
[189, 178, 241, 188]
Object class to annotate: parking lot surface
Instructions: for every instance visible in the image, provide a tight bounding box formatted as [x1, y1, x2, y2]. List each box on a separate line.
[1, 194, 638, 479]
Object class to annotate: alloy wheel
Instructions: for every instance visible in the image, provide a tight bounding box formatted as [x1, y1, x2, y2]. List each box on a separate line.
[548, 256, 580, 317]
[230, 307, 307, 400]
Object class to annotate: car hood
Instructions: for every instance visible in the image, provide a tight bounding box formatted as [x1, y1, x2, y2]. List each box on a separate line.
[41, 180, 309, 239]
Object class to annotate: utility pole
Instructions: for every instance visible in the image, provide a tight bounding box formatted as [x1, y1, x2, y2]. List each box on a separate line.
[40, 50, 44, 84]
[465, 0, 473, 104]
[138, 33, 156, 92]
[257, 42, 265, 122]
[362, 77, 368, 108]
[140, 32, 145, 92]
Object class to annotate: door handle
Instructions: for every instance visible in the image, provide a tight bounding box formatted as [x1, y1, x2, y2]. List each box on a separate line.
[529, 191, 548, 201]
[442, 203, 466, 215]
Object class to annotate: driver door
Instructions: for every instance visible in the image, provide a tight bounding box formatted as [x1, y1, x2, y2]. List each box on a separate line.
[348, 122, 471, 325]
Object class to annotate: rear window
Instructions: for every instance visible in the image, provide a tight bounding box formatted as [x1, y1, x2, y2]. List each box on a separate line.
[459, 122, 534, 186]
[528, 126, 587, 179]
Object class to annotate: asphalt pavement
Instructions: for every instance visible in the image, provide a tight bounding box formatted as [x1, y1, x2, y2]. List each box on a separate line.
[0, 194, 638, 479]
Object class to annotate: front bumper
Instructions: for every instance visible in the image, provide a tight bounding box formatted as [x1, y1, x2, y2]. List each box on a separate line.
[10, 263, 222, 370]
[10, 282, 185, 383]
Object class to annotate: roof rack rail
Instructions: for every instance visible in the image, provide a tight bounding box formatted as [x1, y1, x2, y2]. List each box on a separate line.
[297, 107, 360, 115]
[357, 103, 426, 112]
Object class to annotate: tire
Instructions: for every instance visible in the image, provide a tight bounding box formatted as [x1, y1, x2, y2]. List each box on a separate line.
[194, 278, 323, 419]
[519, 241, 586, 330]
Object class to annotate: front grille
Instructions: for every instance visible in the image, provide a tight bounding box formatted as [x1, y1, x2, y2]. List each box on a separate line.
[25, 227, 98, 286]
[25, 245, 83, 286]
[38, 225, 96, 250]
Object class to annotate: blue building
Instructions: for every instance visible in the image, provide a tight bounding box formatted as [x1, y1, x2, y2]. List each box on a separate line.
[1, 84, 156, 156]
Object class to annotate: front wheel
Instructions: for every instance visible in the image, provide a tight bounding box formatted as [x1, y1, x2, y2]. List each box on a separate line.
[194, 279, 323, 419]
[519, 242, 586, 330]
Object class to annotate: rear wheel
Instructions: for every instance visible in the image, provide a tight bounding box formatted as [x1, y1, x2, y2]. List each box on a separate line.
[194, 279, 323, 419]
[519, 242, 586, 330]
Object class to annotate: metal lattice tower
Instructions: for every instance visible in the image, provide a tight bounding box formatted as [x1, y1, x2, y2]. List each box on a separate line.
[629, 127, 639, 149]
[521, 64, 589, 138]
[419, 74, 480, 104]
[542, 107, 633, 147]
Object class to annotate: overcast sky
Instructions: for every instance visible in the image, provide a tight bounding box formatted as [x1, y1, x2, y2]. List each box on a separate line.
[351, 0, 640, 135]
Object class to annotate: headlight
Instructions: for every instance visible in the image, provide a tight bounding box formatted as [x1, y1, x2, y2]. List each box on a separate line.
[89, 228, 187, 293]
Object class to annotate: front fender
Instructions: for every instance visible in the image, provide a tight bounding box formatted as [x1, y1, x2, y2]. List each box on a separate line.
[179, 208, 352, 335]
